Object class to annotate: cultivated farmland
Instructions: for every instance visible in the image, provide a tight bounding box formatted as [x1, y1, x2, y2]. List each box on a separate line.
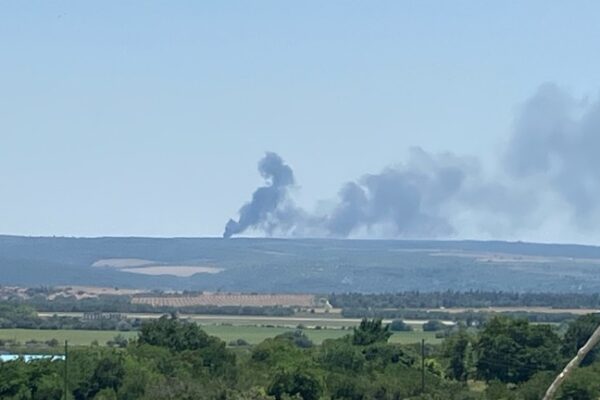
[131, 293, 317, 308]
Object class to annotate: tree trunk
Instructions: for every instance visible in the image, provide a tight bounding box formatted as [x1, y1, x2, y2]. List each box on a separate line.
[543, 323, 600, 400]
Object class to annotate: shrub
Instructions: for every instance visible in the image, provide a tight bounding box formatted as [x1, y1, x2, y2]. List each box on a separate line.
[390, 319, 413, 332]
[422, 320, 446, 332]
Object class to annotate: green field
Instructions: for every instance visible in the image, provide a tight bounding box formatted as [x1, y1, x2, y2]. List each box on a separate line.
[0, 329, 138, 346]
[0, 326, 441, 346]
[203, 325, 440, 345]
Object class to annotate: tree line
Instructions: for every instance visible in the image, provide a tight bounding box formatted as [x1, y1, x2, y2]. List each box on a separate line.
[329, 291, 600, 309]
[4, 295, 294, 317]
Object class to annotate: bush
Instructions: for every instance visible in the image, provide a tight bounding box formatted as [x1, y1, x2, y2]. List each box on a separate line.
[229, 338, 250, 347]
[390, 319, 413, 332]
[268, 368, 323, 400]
[275, 330, 313, 348]
[106, 334, 128, 348]
[422, 320, 446, 332]
[485, 381, 515, 400]
[557, 368, 600, 400]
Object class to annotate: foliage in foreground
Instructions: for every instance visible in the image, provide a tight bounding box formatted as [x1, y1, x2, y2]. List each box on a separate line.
[1, 315, 600, 399]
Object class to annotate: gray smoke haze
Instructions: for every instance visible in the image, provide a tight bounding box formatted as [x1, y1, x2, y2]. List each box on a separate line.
[504, 83, 600, 229]
[324, 148, 471, 237]
[224, 84, 600, 241]
[223, 152, 296, 238]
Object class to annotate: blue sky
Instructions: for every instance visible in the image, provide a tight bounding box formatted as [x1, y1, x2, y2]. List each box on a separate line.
[1, 1, 600, 239]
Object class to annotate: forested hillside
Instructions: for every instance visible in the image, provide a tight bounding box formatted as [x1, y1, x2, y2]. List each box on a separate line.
[2, 236, 600, 292]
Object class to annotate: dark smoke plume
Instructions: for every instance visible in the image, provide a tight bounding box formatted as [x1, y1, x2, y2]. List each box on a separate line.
[223, 152, 295, 238]
[224, 148, 473, 238]
[224, 84, 600, 241]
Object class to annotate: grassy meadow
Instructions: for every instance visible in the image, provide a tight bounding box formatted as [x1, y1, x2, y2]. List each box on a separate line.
[0, 325, 441, 347]
[0, 329, 138, 346]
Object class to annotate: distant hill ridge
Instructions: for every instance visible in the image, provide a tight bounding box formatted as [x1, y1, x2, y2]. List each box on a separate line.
[1, 235, 600, 293]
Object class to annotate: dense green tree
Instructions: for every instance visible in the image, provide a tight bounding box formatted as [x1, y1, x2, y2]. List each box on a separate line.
[72, 353, 126, 399]
[251, 337, 303, 365]
[267, 368, 323, 400]
[0, 360, 29, 398]
[475, 316, 561, 383]
[319, 340, 365, 372]
[32, 373, 63, 400]
[117, 357, 154, 400]
[352, 319, 392, 346]
[138, 315, 235, 375]
[442, 329, 471, 381]
[515, 371, 554, 400]
[138, 315, 216, 352]
[362, 343, 414, 368]
[326, 373, 369, 400]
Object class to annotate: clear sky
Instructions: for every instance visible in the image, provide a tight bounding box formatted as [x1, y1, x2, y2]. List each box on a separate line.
[1, 1, 600, 239]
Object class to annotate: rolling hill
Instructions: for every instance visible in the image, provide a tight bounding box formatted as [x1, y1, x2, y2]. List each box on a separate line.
[1, 235, 600, 293]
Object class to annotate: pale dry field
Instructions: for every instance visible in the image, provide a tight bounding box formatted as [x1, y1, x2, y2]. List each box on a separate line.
[92, 258, 156, 268]
[50, 286, 143, 299]
[91, 257, 224, 277]
[122, 266, 223, 277]
[132, 293, 316, 307]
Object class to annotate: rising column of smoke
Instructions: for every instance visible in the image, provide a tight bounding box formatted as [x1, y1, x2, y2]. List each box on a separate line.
[223, 152, 295, 238]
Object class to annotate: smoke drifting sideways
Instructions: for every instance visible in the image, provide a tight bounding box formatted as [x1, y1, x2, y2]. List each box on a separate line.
[224, 83, 600, 241]
[324, 148, 473, 238]
[224, 149, 479, 239]
[503, 83, 600, 229]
